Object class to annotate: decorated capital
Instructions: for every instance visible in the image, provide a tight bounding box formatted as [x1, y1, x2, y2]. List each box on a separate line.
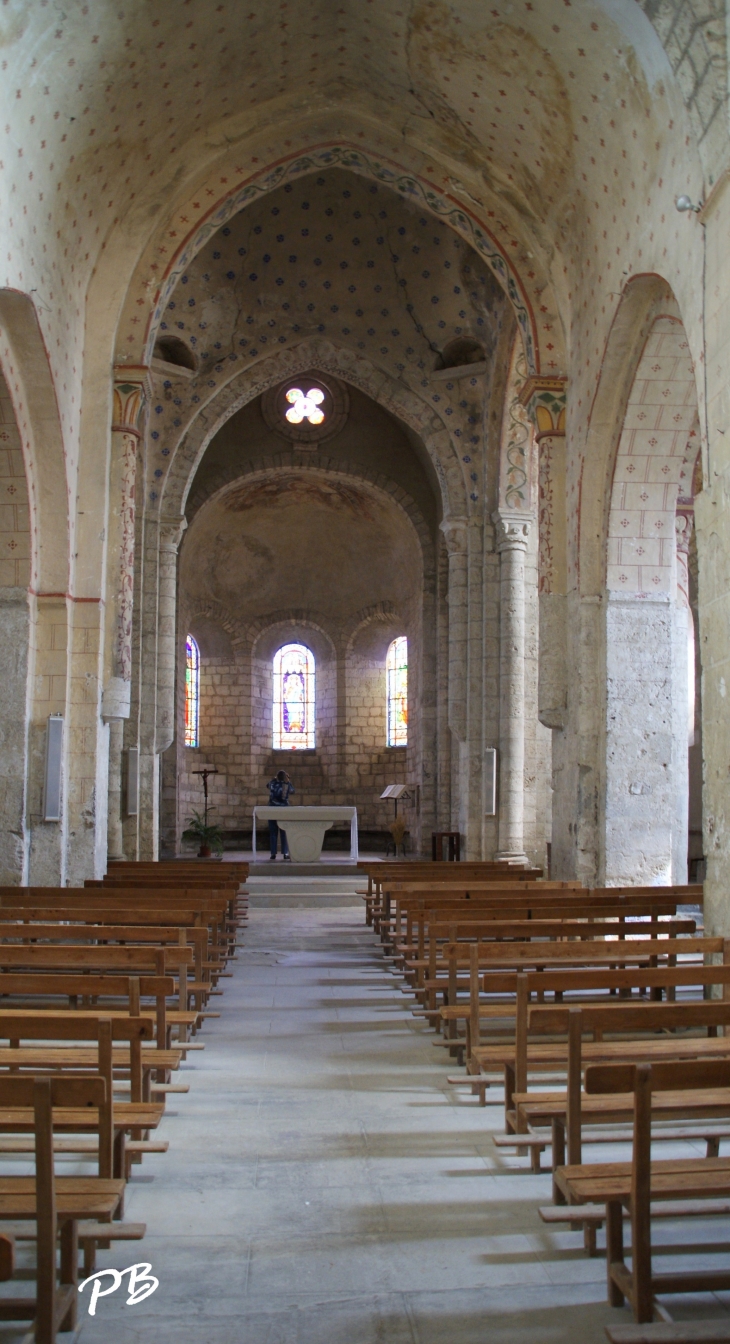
[517, 376, 567, 439]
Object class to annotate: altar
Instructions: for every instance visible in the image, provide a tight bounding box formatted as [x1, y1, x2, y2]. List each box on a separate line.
[252, 806, 359, 863]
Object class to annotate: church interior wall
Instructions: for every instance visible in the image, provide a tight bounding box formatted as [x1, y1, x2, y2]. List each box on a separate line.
[0, 0, 722, 896]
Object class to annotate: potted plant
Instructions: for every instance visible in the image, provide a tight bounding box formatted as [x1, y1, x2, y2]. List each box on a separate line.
[182, 810, 224, 858]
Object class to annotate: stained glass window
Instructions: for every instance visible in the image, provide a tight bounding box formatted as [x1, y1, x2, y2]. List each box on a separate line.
[285, 386, 326, 425]
[273, 643, 315, 749]
[386, 636, 408, 747]
[185, 635, 200, 748]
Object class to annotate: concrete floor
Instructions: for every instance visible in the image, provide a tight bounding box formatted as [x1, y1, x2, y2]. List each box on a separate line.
[14, 900, 730, 1342]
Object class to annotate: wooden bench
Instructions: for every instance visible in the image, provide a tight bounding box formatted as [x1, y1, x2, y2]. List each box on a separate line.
[383, 890, 695, 951]
[0, 1075, 130, 1344]
[0, 1013, 162, 1174]
[557, 1060, 730, 1322]
[359, 861, 545, 926]
[605, 1324, 730, 1342]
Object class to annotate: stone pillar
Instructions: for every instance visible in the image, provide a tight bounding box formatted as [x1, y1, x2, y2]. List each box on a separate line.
[493, 511, 531, 862]
[0, 587, 30, 883]
[132, 513, 186, 862]
[104, 372, 149, 864]
[26, 594, 68, 886]
[106, 719, 124, 861]
[518, 376, 568, 730]
[440, 518, 469, 844]
[672, 507, 693, 883]
[156, 515, 187, 756]
[440, 518, 468, 745]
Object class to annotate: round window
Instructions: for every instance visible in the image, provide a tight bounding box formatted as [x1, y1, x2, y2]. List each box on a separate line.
[261, 372, 349, 446]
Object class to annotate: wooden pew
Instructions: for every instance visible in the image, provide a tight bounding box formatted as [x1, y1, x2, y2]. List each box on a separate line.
[414, 915, 697, 1008]
[359, 861, 545, 925]
[514, 999, 730, 1184]
[401, 911, 695, 992]
[383, 887, 697, 950]
[447, 959, 730, 1096]
[0, 1075, 128, 1344]
[558, 1060, 730, 1322]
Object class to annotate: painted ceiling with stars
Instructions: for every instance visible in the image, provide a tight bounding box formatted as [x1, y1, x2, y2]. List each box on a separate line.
[148, 167, 510, 513]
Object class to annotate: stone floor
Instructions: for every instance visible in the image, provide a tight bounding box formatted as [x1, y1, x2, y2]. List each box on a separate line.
[9, 899, 730, 1342]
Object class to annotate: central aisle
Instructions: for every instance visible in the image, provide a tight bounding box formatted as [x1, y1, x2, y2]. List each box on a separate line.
[78, 906, 672, 1343]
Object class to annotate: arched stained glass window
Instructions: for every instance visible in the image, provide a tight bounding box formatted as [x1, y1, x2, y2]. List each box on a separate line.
[185, 635, 200, 748]
[273, 643, 315, 749]
[386, 636, 408, 747]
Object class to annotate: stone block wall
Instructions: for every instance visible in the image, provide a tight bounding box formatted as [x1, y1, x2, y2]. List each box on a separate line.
[174, 625, 419, 853]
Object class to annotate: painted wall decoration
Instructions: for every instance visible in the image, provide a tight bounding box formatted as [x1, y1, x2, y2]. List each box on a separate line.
[273, 642, 315, 749]
[386, 635, 408, 747]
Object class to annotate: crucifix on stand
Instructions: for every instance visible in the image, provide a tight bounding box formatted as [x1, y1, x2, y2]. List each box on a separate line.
[193, 767, 219, 826]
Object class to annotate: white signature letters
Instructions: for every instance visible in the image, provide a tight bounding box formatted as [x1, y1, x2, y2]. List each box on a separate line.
[78, 1262, 159, 1315]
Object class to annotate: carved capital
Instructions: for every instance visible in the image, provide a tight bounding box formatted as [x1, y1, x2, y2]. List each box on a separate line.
[675, 507, 694, 555]
[493, 510, 531, 552]
[518, 376, 567, 440]
[440, 516, 468, 556]
[112, 365, 152, 438]
[159, 514, 188, 553]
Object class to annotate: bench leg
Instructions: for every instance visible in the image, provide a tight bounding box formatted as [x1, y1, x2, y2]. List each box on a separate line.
[606, 1201, 625, 1307]
[552, 1120, 566, 1205]
[59, 1219, 78, 1331]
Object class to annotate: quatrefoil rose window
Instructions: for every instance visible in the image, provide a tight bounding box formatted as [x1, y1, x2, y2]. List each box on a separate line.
[262, 373, 349, 446]
[285, 386, 326, 426]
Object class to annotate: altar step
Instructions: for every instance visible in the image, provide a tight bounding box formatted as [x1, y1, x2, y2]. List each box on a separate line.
[246, 874, 365, 906]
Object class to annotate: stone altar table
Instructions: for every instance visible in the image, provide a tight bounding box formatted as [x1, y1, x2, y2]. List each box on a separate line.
[253, 806, 359, 862]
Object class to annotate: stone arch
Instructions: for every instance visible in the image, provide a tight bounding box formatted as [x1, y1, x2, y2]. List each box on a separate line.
[0, 290, 68, 596]
[116, 144, 547, 377]
[586, 276, 701, 886]
[342, 602, 401, 658]
[0, 291, 70, 885]
[579, 274, 698, 597]
[249, 614, 338, 664]
[180, 457, 436, 597]
[159, 338, 462, 527]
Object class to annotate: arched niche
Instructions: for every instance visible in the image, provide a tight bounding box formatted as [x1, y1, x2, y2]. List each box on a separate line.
[589, 280, 701, 886]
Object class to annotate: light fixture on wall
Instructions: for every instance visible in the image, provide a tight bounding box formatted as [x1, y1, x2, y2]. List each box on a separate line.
[675, 195, 703, 215]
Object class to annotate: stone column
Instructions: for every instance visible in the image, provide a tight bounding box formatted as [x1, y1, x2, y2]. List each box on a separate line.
[440, 518, 468, 843]
[104, 372, 149, 862]
[132, 513, 186, 862]
[673, 507, 693, 883]
[518, 376, 568, 729]
[440, 519, 468, 745]
[493, 511, 531, 862]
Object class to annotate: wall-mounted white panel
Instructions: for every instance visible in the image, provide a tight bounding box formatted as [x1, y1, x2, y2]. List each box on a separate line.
[484, 747, 497, 817]
[43, 715, 64, 822]
[126, 747, 139, 817]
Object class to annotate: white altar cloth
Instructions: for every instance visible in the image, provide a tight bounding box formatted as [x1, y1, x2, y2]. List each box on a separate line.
[253, 805, 358, 862]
